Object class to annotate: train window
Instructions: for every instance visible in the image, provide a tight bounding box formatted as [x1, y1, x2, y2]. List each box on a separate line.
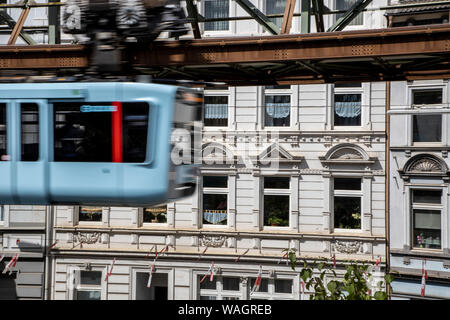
[54, 102, 149, 163]
[21, 103, 39, 161]
[0, 103, 6, 161]
[122, 102, 149, 163]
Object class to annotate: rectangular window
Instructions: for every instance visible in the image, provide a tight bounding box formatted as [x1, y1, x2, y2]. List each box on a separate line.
[204, 0, 229, 31]
[0, 103, 7, 161]
[75, 271, 102, 300]
[264, 177, 290, 227]
[198, 275, 241, 300]
[336, 0, 364, 26]
[21, 103, 39, 161]
[266, 0, 286, 29]
[334, 93, 361, 126]
[413, 114, 442, 143]
[143, 205, 167, 224]
[412, 189, 442, 250]
[79, 206, 102, 222]
[265, 95, 290, 127]
[274, 279, 293, 293]
[54, 102, 149, 162]
[203, 176, 228, 226]
[204, 96, 228, 127]
[412, 89, 443, 106]
[334, 178, 362, 230]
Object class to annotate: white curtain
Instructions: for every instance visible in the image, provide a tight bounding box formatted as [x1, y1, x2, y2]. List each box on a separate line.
[204, 0, 229, 31]
[204, 103, 228, 119]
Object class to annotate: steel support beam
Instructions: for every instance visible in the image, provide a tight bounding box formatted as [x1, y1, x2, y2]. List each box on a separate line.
[312, 0, 325, 32]
[0, 9, 35, 45]
[281, 0, 297, 34]
[234, 0, 280, 35]
[327, 0, 372, 32]
[185, 0, 202, 39]
[8, 6, 31, 45]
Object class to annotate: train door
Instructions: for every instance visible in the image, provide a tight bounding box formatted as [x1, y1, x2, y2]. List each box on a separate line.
[48, 101, 122, 204]
[15, 100, 48, 204]
[0, 100, 13, 202]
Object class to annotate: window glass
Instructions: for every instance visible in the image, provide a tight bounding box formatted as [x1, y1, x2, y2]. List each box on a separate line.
[334, 93, 361, 126]
[334, 197, 361, 229]
[249, 278, 269, 292]
[203, 176, 228, 188]
[334, 83, 362, 88]
[413, 115, 442, 143]
[412, 190, 442, 204]
[143, 205, 167, 223]
[80, 271, 102, 285]
[265, 95, 290, 127]
[265, 85, 291, 90]
[204, 0, 229, 31]
[275, 279, 293, 293]
[204, 96, 228, 127]
[76, 290, 101, 300]
[266, 0, 286, 29]
[0, 103, 7, 160]
[336, 0, 364, 26]
[334, 178, 361, 191]
[200, 295, 217, 300]
[122, 102, 149, 163]
[264, 177, 290, 189]
[203, 194, 227, 225]
[199, 275, 217, 289]
[264, 195, 289, 227]
[413, 89, 442, 105]
[222, 277, 240, 291]
[79, 206, 102, 222]
[413, 209, 441, 249]
[21, 103, 39, 161]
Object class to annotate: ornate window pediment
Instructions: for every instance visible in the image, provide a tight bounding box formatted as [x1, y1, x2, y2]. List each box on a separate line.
[399, 154, 449, 179]
[201, 142, 235, 164]
[257, 143, 302, 164]
[319, 144, 375, 165]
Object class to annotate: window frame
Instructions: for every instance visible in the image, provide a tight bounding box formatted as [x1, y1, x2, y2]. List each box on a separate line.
[262, 176, 291, 230]
[201, 0, 232, 35]
[76, 206, 105, 226]
[410, 187, 443, 251]
[142, 204, 169, 227]
[332, 177, 363, 233]
[131, 267, 173, 300]
[201, 175, 229, 228]
[203, 94, 229, 128]
[332, 84, 364, 129]
[20, 102, 40, 162]
[68, 267, 106, 300]
[263, 86, 293, 129]
[334, 0, 365, 29]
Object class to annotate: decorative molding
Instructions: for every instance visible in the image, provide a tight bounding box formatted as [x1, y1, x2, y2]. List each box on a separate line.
[408, 158, 443, 173]
[73, 232, 101, 245]
[199, 235, 227, 248]
[333, 240, 362, 254]
[400, 154, 449, 180]
[320, 143, 375, 165]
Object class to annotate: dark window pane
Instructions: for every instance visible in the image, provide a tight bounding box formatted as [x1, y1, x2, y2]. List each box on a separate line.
[204, 96, 228, 127]
[122, 102, 149, 163]
[264, 195, 289, 226]
[334, 178, 361, 191]
[204, 0, 229, 31]
[0, 104, 7, 160]
[412, 190, 442, 204]
[79, 206, 102, 222]
[266, 0, 286, 28]
[335, 83, 362, 88]
[76, 290, 101, 300]
[334, 196, 361, 229]
[200, 295, 217, 300]
[334, 94, 361, 126]
[223, 277, 240, 291]
[203, 194, 227, 225]
[413, 115, 442, 142]
[144, 205, 167, 223]
[264, 177, 290, 189]
[80, 271, 102, 285]
[275, 279, 292, 293]
[203, 176, 227, 188]
[21, 103, 39, 161]
[249, 278, 268, 292]
[336, 0, 363, 25]
[265, 95, 290, 127]
[199, 275, 217, 289]
[413, 209, 441, 249]
[413, 89, 442, 105]
[54, 102, 112, 162]
[265, 85, 291, 90]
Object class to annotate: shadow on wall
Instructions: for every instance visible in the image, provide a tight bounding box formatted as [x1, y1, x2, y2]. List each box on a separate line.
[0, 261, 18, 300]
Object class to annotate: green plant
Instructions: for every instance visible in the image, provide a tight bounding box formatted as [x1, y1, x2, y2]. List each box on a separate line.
[268, 216, 285, 226]
[283, 248, 393, 300]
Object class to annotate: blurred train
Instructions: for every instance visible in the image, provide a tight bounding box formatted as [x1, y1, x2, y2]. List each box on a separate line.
[0, 82, 202, 206]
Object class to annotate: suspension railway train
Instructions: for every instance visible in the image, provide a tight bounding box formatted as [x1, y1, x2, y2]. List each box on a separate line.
[0, 82, 202, 206]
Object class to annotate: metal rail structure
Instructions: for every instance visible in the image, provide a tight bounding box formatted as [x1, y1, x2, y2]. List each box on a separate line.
[0, 1, 450, 85]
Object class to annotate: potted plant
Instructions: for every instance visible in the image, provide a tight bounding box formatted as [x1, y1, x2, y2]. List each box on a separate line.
[268, 216, 284, 226]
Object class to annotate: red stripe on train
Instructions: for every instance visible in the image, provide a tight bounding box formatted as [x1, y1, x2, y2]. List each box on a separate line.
[112, 101, 123, 163]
